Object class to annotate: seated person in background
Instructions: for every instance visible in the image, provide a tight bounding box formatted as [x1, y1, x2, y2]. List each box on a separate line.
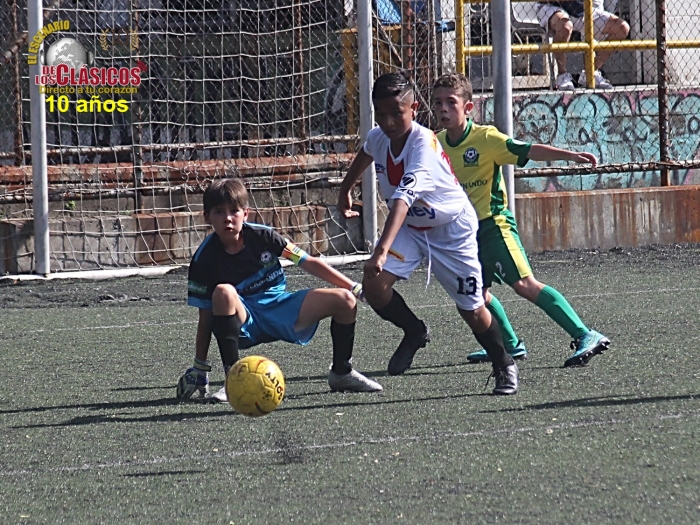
[537, 1, 630, 90]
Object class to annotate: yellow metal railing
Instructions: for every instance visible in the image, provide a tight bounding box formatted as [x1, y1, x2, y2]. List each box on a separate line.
[456, 0, 700, 88]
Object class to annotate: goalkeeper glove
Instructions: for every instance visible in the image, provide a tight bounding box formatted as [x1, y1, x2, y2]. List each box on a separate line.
[350, 282, 366, 303]
[176, 358, 211, 399]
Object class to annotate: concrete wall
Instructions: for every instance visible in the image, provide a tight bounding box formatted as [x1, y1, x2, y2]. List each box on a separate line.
[2, 186, 699, 274]
[516, 185, 700, 252]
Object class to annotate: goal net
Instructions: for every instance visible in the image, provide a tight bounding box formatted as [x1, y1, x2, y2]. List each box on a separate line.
[1, 0, 383, 274]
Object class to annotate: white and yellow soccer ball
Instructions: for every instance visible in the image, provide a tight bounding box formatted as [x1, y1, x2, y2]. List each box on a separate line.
[225, 355, 285, 417]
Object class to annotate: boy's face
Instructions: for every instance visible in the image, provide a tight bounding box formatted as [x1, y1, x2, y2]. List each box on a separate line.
[204, 204, 249, 240]
[431, 87, 474, 130]
[373, 92, 418, 141]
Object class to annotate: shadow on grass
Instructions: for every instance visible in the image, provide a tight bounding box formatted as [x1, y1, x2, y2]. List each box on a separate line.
[105, 363, 488, 394]
[0, 397, 185, 415]
[283, 362, 485, 383]
[13, 390, 489, 428]
[479, 393, 698, 413]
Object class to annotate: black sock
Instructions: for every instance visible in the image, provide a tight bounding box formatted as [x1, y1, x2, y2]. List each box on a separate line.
[211, 314, 243, 374]
[330, 319, 355, 374]
[372, 290, 423, 334]
[473, 317, 514, 369]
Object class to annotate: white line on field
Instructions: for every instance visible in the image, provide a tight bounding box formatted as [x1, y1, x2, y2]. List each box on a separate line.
[2, 410, 698, 477]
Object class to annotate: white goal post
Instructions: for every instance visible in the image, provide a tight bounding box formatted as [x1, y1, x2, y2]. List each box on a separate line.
[2, 0, 390, 276]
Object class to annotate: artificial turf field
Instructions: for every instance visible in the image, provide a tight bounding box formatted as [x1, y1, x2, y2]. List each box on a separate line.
[1, 244, 699, 524]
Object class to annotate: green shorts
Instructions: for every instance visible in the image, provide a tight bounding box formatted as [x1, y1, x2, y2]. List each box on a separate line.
[477, 211, 532, 288]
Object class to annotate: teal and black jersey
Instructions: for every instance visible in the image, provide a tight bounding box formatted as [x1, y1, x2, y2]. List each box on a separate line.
[187, 223, 288, 309]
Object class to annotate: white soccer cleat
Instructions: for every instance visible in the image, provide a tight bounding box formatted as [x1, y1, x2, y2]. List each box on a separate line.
[210, 386, 228, 403]
[328, 369, 383, 392]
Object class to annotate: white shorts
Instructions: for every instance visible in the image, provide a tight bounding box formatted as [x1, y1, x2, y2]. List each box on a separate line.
[382, 208, 484, 312]
[537, 4, 613, 41]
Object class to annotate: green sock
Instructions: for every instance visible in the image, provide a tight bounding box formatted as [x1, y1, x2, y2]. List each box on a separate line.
[486, 294, 520, 350]
[534, 286, 588, 339]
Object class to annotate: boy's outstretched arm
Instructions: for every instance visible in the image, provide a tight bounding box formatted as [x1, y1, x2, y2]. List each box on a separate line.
[364, 199, 409, 279]
[337, 149, 374, 218]
[282, 241, 361, 296]
[528, 144, 598, 168]
[298, 256, 359, 292]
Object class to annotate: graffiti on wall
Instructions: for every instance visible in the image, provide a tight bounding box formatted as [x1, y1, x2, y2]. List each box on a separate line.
[476, 88, 700, 192]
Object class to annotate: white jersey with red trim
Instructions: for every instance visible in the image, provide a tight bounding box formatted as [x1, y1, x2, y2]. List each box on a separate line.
[363, 121, 476, 228]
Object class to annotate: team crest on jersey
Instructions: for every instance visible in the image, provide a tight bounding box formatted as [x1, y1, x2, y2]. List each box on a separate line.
[260, 251, 273, 264]
[463, 147, 479, 167]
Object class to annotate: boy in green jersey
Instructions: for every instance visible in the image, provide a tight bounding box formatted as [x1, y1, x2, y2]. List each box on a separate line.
[432, 73, 610, 367]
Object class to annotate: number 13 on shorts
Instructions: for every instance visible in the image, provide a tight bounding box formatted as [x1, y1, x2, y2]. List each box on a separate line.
[456, 276, 478, 295]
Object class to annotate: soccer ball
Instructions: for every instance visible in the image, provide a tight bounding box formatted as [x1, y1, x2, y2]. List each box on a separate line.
[225, 355, 285, 417]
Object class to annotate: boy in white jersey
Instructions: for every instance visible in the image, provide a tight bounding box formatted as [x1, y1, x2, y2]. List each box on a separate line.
[337, 72, 518, 395]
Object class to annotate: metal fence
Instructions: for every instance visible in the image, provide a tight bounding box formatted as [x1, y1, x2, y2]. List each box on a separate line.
[1, 0, 699, 273]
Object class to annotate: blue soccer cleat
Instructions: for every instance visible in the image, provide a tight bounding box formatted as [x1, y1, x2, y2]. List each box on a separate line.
[564, 330, 611, 367]
[467, 340, 528, 364]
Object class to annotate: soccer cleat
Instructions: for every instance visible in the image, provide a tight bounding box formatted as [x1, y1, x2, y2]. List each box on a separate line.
[210, 386, 228, 403]
[488, 362, 519, 395]
[564, 330, 611, 367]
[387, 322, 431, 376]
[555, 72, 575, 90]
[328, 369, 383, 392]
[467, 340, 528, 363]
[578, 70, 613, 89]
[176, 367, 210, 399]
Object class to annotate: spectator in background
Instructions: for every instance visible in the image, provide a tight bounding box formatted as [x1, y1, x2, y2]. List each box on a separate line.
[537, 1, 630, 90]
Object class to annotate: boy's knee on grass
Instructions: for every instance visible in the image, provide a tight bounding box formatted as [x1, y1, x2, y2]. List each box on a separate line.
[330, 288, 358, 323]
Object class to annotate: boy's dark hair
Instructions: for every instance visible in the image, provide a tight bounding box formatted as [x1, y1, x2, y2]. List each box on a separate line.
[433, 73, 473, 102]
[372, 71, 414, 101]
[203, 178, 249, 214]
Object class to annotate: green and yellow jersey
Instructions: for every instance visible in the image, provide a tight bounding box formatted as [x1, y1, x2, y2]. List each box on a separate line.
[437, 120, 531, 221]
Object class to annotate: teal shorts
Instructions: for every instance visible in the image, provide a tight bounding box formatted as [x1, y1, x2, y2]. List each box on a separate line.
[239, 289, 317, 349]
[477, 211, 533, 288]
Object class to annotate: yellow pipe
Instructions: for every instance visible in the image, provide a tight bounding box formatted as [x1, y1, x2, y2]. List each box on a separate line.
[456, 0, 465, 74]
[456, 0, 700, 81]
[583, 0, 595, 88]
[462, 39, 700, 57]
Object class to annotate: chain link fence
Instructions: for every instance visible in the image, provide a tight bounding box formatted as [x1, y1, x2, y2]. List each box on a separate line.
[1, 0, 699, 273]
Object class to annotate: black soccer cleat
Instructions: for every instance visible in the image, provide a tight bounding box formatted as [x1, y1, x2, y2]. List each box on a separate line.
[387, 322, 431, 376]
[490, 362, 519, 395]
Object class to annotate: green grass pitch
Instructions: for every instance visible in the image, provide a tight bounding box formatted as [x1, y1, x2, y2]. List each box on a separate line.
[1, 245, 699, 524]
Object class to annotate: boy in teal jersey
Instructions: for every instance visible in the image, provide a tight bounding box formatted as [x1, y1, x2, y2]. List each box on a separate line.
[431, 73, 610, 367]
